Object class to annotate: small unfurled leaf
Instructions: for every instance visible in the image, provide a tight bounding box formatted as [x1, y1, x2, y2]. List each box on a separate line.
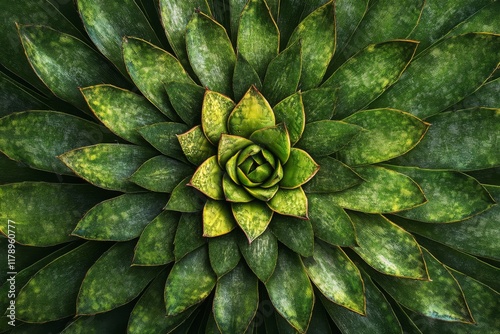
[371, 33, 500, 118]
[339, 108, 429, 165]
[237, 0, 279, 78]
[165, 81, 205, 127]
[213, 263, 259, 334]
[218, 134, 253, 167]
[303, 156, 363, 193]
[202, 91, 235, 144]
[223, 173, 253, 203]
[165, 176, 205, 212]
[139, 122, 189, 160]
[281, 148, 319, 189]
[209, 232, 241, 277]
[393, 108, 500, 171]
[174, 213, 205, 261]
[250, 123, 291, 164]
[326, 165, 426, 213]
[262, 41, 302, 106]
[0, 111, 106, 175]
[133, 211, 180, 266]
[303, 242, 365, 315]
[266, 246, 314, 333]
[233, 53, 262, 102]
[232, 201, 273, 243]
[273, 92, 305, 145]
[228, 86, 275, 138]
[122, 37, 194, 120]
[59, 144, 156, 192]
[244, 184, 279, 202]
[268, 187, 308, 219]
[307, 194, 357, 247]
[372, 248, 474, 324]
[77, 241, 160, 315]
[165, 246, 216, 315]
[186, 11, 236, 96]
[203, 199, 236, 237]
[238, 229, 278, 282]
[177, 126, 216, 166]
[81, 85, 166, 145]
[271, 215, 314, 257]
[16, 242, 108, 322]
[190, 156, 224, 200]
[348, 212, 427, 279]
[295, 120, 362, 157]
[287, 1, 335, 90]
[388, 165, 496, 223]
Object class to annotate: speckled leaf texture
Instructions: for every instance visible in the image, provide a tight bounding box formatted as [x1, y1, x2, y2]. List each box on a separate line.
[1, 0, 499, 333]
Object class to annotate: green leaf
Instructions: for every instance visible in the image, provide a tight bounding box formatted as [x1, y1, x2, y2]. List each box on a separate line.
[0, 182, 107, 246]
[174, 212, 205, 261]
[390, 185, 500, 260]
[203, 199, 236, 237]
[387, 166, 496, 223]
[265, 246, 314, 333]
[445, 1, 500, 39]
[186, 11, 236, 96]
[237, 0, 279, 79]
[62, 303, 133, 333]
[0, 72, 48, 117]
[371, 33, 500, 119]
[453, 77, 500, 110]
[287, 1, 335, 90]
[59, 144, 156, 192]
[393, 108, 500, 170]
[16, 242, 108, 322]
[307, 194, 357, 246]
[223, 173, 254, 203]
[0, 111, 106, 175]
[324, 41, 418, 119]
[303, 157, 363, 193]
[165, 81, 205, 127]
[270, 215, 314, 257]
[190, 156, 224, 200]
[18, 25, 125, 111]
[273, 93, 305, 145]
[232, 201, 273, 242]
[122, 37, 194, 121]
[326, 165, 426, 213]
[233, 53, 263, 102]
[130, 156, 194, 193]
[218, 134, 253, 168]
[81, 85, 166, 145]
[133, 210, 180, 266]
[159, 0, 211, 67]
[348, 212, 427, 279]
[139, 122, 189, 160]
[238, 229, 278, 282]
[303, 242, 365, 315]
[209, 232, 241, 277]
[165, 176, 206, 213]
[202, 90, 235, 145]
[165, 245, 216, 315]
[250, 123, 291, 164]
[339, 108, 429, 165]
[77, 241, 160, 315]
[371, 248, 474, 323]
[72, 193, 165, 241]
[178, 125, 216, 166]
[295, 120, 362, 157]
[301, 87, 337, 122]
[281, 148, 319, 189]
[321, 271, 402, 334]
[268, 188, 308, 219]
[262, 41, 302, 107]
[228, 86, 275, 138]
[213, 262, 259, 334]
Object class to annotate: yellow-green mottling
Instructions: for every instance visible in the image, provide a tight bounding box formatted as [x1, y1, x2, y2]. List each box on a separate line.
[238, 229, 278, 282]
[218, 134, 254, 167]
[203, 199, 236, 237]
[190, 156, 224, 200]
[270, 215, 314, 257]
[268, 187, 308, 218]
[177, 125, 216, 166]
[303, 156, 362, 193]
[272, 92, 305, 145]
[202, 90, 235, 144]
[223, 173, 254, 202]
[281, 148, 319, 188]
[232, 201, 273, 242]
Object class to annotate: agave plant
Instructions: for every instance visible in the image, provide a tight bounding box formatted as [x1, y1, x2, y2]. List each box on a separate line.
[1, 0, 499, 332]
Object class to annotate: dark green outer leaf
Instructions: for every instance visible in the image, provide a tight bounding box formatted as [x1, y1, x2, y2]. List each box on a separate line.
[370, 33, 500, 119]
[16, 242, 109, 322]
[18, 25, 126, 112]
[270, 215, 314, 257]
[281, 148, 319, 189]
[72, 192, 165, 241]
[233, 53, 262, 102]
[393, 108, 500, 171]
[0, 72, 48, 117]
[209, 232, 241, 277]
[276, 0, 305, 48]
[303, 156, 363, 193]
[59, 144, 157, 192]
[445, 1, 500, 39]
[77, 241, 161, 315]
[238, 229, 278, 283]
[452, 77, 500, 110]
[0, 111, 107, 175]
[265, 246, 314, 333]
[388, 166, 496, 223]
[138, 122, 189, 160]
[186, 12, 236, 96]
[166, 81, 205, 127]
[165, 176, 206, 213]
[122, 37, 194, 121]
[62, 303, 132, 333]
[273, 92, 305, 145]
[0, 182, 108, 246]
[301, 87, 337, 122]
[174, 213, 205, 261]
[77, 0, 161, 76]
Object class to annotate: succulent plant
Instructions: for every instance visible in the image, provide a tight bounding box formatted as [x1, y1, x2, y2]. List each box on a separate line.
[1, 0, 499, 333]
